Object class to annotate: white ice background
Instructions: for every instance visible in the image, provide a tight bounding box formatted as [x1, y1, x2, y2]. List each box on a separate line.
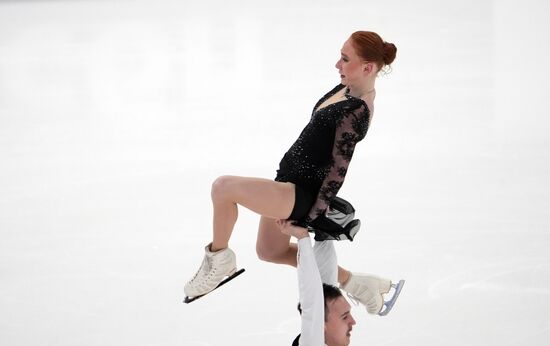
[1, 0, 549, 345]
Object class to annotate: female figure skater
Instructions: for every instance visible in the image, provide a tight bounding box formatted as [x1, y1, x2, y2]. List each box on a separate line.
[184, 31, 401, 314]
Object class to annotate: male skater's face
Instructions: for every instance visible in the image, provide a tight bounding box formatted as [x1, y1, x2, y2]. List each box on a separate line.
[324, 297, 356, 346]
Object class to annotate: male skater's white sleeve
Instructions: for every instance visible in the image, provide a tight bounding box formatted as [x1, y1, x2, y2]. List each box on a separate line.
[313, 240, 338, 286]
[297, 237, 324, 346]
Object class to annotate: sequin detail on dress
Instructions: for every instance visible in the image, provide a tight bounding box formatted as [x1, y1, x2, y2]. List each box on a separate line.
[275, 84, 370, 222]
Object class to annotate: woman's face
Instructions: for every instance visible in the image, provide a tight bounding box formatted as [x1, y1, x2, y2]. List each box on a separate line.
[336, 38, 373, 87]
[335, 38, 369, 87]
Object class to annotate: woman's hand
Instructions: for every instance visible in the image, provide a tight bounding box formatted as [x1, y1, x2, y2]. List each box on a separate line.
[276, 219, 310, 239]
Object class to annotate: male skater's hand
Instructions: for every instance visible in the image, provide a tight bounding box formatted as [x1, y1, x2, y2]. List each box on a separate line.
[276, 219, 310, 240]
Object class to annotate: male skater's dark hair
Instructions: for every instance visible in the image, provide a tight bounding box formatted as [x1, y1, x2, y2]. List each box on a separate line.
[297, 284, 343, 321]
[293, 284, 343, 345]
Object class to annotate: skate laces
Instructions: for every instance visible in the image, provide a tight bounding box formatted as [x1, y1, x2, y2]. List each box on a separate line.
[187, 256, 212, 285]
[203, 256, 212, 273]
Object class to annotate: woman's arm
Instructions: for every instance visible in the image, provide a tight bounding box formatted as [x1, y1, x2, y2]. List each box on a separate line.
[307, 102, 369, 222]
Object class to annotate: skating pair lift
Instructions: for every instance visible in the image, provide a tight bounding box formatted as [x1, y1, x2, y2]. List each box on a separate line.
[184, 196, 404, 316]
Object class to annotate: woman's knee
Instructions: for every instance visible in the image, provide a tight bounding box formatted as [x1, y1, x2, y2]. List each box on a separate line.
[255, 243, 275, 262]
[211, 175, 236, 201]
[256, 242, 285, 263]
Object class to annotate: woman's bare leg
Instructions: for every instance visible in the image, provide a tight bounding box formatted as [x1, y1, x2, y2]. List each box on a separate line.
[256, 216, 353, 285]
[256, 216, 298, 266]
[209, 175, 353, 284]
[210, 175, 295, 251]
[339, 268, 351, 285]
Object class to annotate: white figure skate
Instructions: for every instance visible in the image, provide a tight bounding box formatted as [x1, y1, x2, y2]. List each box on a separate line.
[184, 243, 244, 303]
[341, 273, 405, 316]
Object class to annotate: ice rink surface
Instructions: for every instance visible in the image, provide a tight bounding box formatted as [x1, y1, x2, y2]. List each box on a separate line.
[1, 0, 549, 345]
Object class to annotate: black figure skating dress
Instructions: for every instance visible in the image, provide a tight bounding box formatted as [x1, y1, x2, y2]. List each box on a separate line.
[275, 84, 370, 223]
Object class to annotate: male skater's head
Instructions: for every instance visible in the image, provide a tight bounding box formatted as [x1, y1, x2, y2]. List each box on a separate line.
[293, 284, 356, 346]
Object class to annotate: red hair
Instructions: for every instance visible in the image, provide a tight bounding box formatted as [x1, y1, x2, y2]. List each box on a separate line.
[350, 31, 397, 71]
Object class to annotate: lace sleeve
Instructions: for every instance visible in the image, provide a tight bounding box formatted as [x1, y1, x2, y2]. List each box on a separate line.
[306, 101, 369, 222]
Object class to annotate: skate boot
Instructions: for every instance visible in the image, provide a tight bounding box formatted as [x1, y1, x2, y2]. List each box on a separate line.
[341, 273, 405, 316]
[184, 243, 237, 300]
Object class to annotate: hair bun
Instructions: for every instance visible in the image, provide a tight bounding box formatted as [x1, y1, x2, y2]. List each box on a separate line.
[383, 42, 397, 65]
